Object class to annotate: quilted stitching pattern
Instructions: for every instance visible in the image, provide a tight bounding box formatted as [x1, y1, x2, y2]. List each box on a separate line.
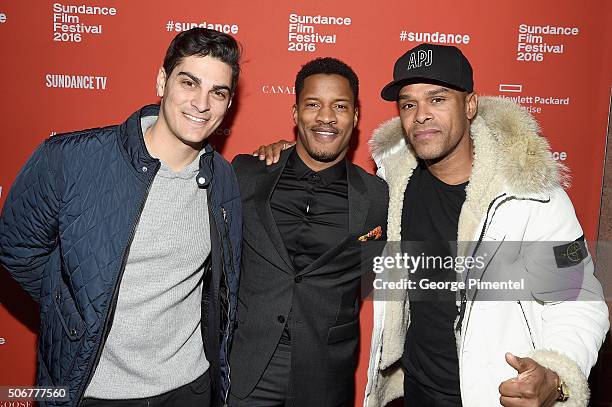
[1, 113, 149, 406]
[0, 106, 242, 406]
[0, 143, 60, 300]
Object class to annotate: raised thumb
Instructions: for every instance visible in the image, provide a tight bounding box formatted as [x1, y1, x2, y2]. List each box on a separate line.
[505, 352, 530, 373]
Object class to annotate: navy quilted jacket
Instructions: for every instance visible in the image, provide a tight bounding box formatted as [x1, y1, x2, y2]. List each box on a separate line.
[0, 105, 242, 406]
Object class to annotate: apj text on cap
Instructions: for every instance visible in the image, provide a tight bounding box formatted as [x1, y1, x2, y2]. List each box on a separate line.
[381, 43, 474, 101]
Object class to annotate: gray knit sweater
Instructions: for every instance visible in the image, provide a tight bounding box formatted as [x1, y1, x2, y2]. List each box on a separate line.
[85, 118, 211, 399]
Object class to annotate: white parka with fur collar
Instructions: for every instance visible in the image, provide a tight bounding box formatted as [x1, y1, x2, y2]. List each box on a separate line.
[364, 96, 609, 407]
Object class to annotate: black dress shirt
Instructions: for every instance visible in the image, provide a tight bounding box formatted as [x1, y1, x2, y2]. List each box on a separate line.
[271, 149, 349, 272]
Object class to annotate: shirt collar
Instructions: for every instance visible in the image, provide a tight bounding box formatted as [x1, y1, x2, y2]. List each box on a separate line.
[287, 148, 347, 186]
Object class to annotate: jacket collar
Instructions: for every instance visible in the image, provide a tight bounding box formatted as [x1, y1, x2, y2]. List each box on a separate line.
[120, 104, 215, 186]
[120, 104, 159, 171]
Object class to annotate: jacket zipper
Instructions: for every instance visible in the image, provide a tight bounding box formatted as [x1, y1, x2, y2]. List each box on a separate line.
[458, 194, 507, 333]
[517, 300, 536, 349]
[76, 163, 159, 405]
[219, 206, 234, 405]
[457, 193, 507, 404]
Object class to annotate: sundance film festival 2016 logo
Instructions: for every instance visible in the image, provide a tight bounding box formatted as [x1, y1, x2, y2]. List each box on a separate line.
[516, 24, 579, 62]
[0, 12, 6, 24]
[288, 13, 352, 52]
[52, 3, 118, 43]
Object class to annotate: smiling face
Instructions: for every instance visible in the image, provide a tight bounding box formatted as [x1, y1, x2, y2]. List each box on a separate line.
[293, 73, 358, 170]
[398, 83, 477, 163]
[155, 54, 233, 149]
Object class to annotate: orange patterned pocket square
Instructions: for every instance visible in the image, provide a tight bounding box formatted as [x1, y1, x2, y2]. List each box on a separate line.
[358, 226, 383, 241]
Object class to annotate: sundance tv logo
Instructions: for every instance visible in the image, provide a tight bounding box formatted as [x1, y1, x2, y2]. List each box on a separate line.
[45, 73, 107, 90]
[261, 85, 295, 95]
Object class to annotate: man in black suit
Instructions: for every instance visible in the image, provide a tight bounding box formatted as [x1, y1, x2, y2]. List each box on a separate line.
[228, 58, 388, 407]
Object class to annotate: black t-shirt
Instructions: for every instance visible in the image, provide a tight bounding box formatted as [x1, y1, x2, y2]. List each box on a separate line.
[400, 161, 467, 399]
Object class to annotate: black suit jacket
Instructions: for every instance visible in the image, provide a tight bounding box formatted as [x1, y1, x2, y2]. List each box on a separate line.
[229, 148, 388, 406]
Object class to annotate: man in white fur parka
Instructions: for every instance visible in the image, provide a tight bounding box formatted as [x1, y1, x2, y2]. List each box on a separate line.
[364, 43, 609, 407]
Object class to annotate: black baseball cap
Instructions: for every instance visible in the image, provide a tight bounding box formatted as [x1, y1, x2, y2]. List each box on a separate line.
[381, 43, 473, 101]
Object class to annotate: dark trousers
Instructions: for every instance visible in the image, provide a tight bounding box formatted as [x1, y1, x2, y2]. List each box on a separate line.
[403, 372, 462, 407]
[80, 370, 211, 407]
[228, 341, 293, 407]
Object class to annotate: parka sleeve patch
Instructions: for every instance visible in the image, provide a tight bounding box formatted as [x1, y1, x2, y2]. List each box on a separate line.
[553, 235, 587, 268]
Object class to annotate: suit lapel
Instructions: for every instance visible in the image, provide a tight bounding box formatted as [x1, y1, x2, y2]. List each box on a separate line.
[347, 162, 369, 239]
[298, 162, 370, 276]
[253, 149, 295, 274]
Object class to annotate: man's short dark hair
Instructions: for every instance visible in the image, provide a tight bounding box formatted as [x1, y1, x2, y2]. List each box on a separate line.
[163, 28, 241, 94]
[294, 57, 359, 104]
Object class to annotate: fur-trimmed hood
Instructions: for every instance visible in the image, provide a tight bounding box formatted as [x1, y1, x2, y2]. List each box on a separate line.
[368, 96, 569, 243]
[369, 96, 568, 195]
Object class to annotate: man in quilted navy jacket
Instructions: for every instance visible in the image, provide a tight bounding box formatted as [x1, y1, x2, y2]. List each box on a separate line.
[0, 28, 242, 407]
